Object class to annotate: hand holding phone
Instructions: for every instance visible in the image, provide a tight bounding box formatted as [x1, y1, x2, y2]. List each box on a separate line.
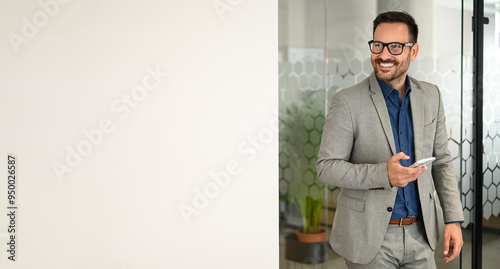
[410, 157, 436, 168]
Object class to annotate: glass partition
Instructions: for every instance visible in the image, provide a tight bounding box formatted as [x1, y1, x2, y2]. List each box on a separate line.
[279, 1, 331, 267]
[279, 0, 500, 268]
[479, 0, 500, 267]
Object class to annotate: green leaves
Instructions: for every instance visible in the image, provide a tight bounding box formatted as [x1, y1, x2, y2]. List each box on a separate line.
[296, 195, 323, 234]
[280, 90, 327, 234]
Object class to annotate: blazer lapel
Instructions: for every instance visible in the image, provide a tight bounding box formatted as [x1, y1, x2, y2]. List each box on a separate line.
[409, 80, 425, 161]
[368, 73, 397, 155]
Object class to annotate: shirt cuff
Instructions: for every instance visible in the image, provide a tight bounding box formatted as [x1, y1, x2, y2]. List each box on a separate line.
[445, 221, 464, 224]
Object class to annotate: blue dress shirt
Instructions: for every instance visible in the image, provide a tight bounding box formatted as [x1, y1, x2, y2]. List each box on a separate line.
[377, 76, 421, 219]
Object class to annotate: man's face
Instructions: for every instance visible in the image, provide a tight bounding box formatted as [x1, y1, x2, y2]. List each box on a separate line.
[370, 22, 418, 86]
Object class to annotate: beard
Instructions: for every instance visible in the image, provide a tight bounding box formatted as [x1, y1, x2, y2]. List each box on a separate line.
[371, 53, 411, 87]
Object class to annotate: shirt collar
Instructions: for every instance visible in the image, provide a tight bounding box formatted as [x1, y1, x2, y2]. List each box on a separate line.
[376, 75, 412, 99]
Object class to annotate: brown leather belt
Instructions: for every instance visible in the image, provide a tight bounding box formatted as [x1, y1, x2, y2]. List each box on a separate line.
[389, 215, 420, 226]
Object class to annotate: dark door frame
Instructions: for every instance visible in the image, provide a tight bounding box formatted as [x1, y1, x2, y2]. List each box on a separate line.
[472, 0, 489, 268]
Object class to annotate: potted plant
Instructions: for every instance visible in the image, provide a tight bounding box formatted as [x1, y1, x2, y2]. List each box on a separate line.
[280, 90, 327, 243]
[295, 194, 325, 243]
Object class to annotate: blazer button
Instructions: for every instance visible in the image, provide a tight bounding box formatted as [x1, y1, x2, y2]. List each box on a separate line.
[387, 207, 393, 212]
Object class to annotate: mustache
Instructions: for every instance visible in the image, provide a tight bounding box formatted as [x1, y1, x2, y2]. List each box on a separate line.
[375, 59, 397, 64]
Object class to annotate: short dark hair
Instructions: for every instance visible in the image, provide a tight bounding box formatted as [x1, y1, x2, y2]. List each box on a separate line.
[373, 11, 419, 43]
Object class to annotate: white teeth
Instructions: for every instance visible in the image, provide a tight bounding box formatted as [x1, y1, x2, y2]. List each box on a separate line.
[380, 63, 394, 67]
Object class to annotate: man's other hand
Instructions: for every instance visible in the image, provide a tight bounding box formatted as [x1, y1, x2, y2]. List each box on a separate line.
[443, 222, 463, 263]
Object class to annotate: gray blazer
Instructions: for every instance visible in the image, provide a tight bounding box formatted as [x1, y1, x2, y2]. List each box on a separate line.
[316, 72, 464, 264]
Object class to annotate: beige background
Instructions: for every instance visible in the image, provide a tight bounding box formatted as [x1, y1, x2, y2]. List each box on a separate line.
[0, 0, 278, 268]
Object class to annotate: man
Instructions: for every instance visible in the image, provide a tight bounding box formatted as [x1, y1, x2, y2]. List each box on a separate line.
[316, 11, 464, 268]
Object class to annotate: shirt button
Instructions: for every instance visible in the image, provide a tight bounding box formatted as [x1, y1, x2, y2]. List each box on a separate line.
[400, 131, 403, 135]
[387, 207, 393, 212]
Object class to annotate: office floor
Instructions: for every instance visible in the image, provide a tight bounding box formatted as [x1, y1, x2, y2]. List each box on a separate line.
[280, 227, 500, 269]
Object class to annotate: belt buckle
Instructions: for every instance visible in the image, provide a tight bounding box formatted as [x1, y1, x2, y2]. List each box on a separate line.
[399, 218, 403, 226]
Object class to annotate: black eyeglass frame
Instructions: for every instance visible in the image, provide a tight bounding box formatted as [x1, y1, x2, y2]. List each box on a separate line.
[368, 40, 414, 55]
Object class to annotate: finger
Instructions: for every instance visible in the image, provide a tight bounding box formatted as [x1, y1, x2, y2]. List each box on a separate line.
[410, 166, 427, 177]
[443, 256, 453, 263]
[398, 152, 410, 160]
[443, 236, 451, 255]
[443, 244, 450, 255]
[442, 245, 453, 262]
[445, 246, 458, 263]
[392, 152, 409, 162]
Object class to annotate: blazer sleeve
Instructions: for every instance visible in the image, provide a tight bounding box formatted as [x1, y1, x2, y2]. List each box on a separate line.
[430, 86, 464, 223]
[316, 91, 392, 190]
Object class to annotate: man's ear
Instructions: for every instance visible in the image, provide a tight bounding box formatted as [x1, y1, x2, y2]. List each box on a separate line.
[410, 43, 419, 61]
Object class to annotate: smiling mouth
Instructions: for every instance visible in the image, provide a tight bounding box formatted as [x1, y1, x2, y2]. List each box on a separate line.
[379, 62, 395, 68]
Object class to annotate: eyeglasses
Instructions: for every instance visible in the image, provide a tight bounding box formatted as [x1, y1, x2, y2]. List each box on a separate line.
[368, 40, 414, 55]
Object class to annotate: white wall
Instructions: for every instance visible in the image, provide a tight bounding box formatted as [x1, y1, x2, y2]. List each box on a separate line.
[0, 1, 277, 268]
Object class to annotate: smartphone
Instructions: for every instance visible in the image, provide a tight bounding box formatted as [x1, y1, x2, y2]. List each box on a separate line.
[410, 157, 436, 168]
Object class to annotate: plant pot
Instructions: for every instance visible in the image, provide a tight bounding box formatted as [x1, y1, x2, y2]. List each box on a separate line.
[285, 233, 328, 264]
[295, 229, 326, 243]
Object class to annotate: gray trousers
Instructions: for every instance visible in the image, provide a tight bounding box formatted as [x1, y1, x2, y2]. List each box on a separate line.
[345, 220, 436, 269]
